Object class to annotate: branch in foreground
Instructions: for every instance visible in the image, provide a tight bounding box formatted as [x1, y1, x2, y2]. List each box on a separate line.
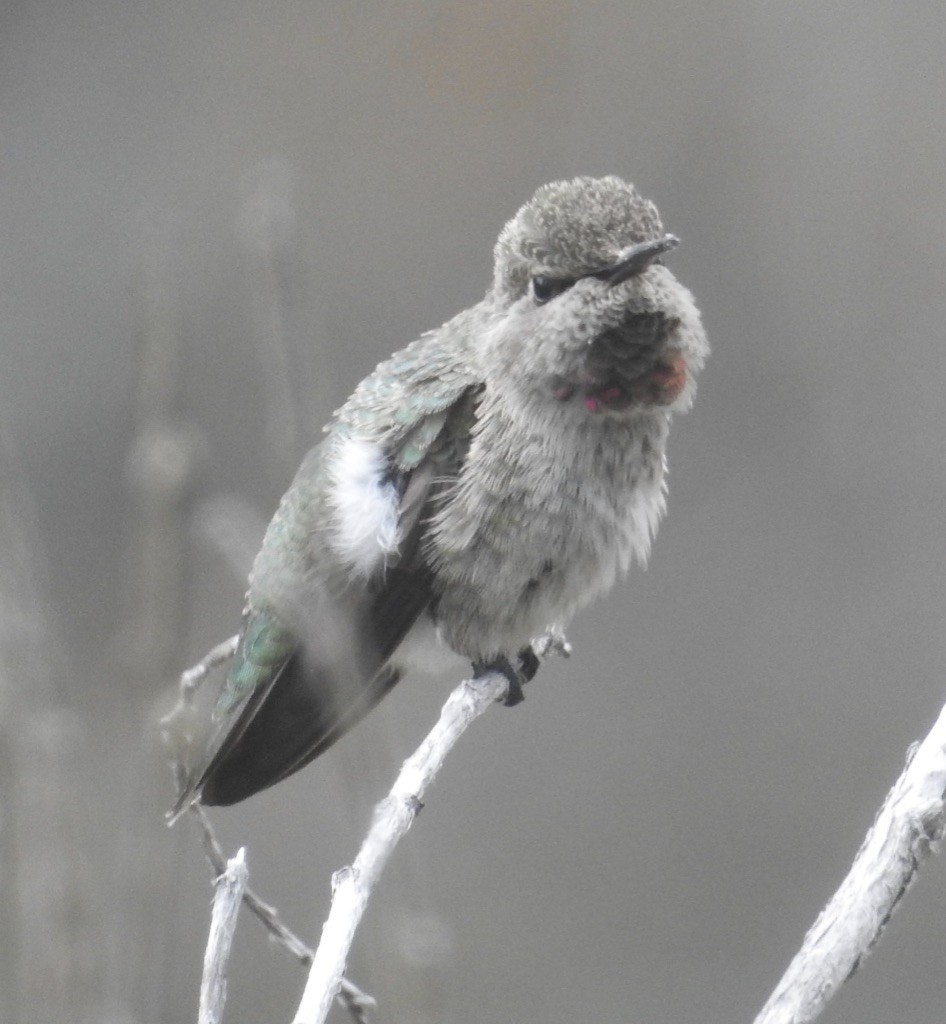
[194, 805, 313, 963]
[292, 668, 508, 1024]
[191, 804, 376, 1024]
[753, 700, 946, 1024]
[292, 633, 570, 1024]
[199, 847, 248, 1024]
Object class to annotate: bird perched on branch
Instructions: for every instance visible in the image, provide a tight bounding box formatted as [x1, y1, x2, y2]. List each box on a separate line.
[170, 175, 708, 818]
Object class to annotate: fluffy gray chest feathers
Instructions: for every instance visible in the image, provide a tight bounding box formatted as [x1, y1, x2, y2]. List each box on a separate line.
[428, 400, 669, 658]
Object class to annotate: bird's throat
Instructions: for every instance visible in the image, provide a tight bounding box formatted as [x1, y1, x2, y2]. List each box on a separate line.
[550, 348, 687, 413]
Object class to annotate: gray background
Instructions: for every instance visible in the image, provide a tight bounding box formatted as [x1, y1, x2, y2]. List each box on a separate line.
[2, 2, 946, 1022]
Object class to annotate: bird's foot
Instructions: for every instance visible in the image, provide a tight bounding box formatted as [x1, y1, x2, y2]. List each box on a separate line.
[530, 628, 572, 662]
[473, 646, 539, 707]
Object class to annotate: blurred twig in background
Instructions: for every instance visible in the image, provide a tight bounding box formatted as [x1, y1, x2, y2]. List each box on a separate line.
[191, 494, 266, 584]
[0, 428, 98, 1024]
[238, 158, 314, 483]
[124, 223, 204, 678]
[105, 218, 205, 1022]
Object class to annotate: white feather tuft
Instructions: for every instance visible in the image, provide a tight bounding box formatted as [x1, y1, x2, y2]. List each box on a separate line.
[327, 437, 400, 578]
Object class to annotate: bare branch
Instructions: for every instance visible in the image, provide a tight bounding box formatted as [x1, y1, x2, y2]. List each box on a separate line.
[199, 847, 248, 1024]
[291, 668, 511, 1024]
[288, 633, 569, 1024]
[193, 804, 314, 964]
[753, 701, 946, 1024]
[191, 804, 376, 1024]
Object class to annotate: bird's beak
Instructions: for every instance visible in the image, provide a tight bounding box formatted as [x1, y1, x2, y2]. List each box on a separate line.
[596, 234, 680, 286]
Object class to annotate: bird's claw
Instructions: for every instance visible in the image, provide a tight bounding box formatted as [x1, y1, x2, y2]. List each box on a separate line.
[473, 645, 539, 707]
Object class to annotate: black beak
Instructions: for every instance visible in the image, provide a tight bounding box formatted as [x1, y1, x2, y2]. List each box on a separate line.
[594, 234, 679, 286]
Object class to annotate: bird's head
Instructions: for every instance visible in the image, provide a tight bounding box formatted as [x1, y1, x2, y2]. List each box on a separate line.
[484, 176, 708, 417]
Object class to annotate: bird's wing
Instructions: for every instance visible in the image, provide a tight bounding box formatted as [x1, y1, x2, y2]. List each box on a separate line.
[170, 367, 481, 814]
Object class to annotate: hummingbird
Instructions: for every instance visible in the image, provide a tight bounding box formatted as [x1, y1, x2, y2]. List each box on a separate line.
[170, 175, 708, 817]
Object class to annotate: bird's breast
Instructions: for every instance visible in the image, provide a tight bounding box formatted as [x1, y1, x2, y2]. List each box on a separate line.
[425, 403, 669, 660]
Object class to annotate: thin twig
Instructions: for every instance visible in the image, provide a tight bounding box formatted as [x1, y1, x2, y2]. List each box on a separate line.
[179, 635, 240, 704]
[191, 805, 376, 1024]
[199, 848, 248, 1024]
[238, 158, 304, 481]
[160, 634, 240, 808]
[753, 699, 946, 1024]
[193, 805, 313, 963]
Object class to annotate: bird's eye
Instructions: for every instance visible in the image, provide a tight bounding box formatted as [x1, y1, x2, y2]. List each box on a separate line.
[531, 275, 574, 305]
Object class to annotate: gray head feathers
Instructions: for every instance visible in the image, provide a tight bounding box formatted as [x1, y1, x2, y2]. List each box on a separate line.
[492, 176, 664, 299]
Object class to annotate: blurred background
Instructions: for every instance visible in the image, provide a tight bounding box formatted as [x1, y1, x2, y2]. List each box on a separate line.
[2, 1, 946, 1021]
